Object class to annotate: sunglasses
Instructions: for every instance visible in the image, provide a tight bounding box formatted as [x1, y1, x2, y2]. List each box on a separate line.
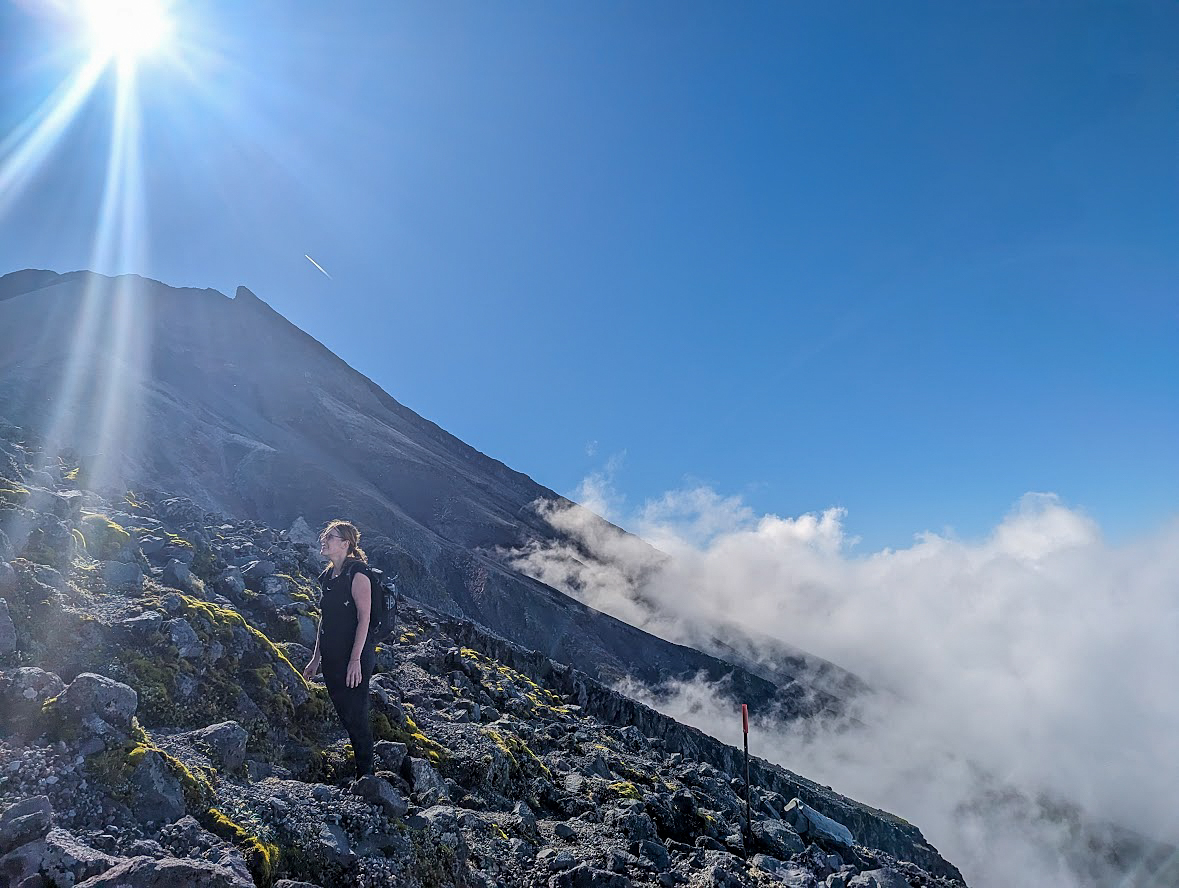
[322, 533, 344, 542]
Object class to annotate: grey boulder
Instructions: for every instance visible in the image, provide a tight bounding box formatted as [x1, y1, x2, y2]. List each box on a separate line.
[783, 798, 854, 849]
[373, 740, 407, 774]
[102, 560, 143, 588]
[314, 822, 353, 868]
[162, 559, 198, 592]
[214, 567, 246, 600]
[0, 667, 65, 724]
[166, 618, 203, 658]
[421, 805, 469, 861]
[75, 855, 252, 887]
[189, 721, 249, 771]
[1, 827, 118, 887]
[351, 775, 409, 819]
[241, 560, 276, 584]
[117, 611, 163, 636]
[550, 863, 634, 887]
[0, 560, 15, 595]
[847, 869, 912, 888]
[54, 673, 137, 743]
[753, 854, 818, 886]
[407, 757, 449, 805]
[129, 750, 186, 824]
[0, 796, 51, 855]
[752, 817, 805, 858]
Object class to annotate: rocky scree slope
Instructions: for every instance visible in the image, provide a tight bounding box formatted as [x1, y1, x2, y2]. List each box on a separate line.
[0, 425, 965, 887]
[0, 269, 860, 716]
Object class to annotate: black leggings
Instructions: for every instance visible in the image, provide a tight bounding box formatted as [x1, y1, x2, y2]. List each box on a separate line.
[321, 645, 376, 777]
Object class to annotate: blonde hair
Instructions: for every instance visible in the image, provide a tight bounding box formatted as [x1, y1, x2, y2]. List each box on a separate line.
[320, 519, 367, 563]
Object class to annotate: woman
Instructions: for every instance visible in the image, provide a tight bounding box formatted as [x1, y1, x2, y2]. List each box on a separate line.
[303, 520, 376, 779]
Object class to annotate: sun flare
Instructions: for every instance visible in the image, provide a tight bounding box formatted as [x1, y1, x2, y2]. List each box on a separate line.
[78, 0, 174, 65]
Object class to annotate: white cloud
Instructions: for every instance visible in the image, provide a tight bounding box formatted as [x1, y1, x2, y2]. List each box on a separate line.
[571, 451, 627, 521]
[504, 483, 1179, 888]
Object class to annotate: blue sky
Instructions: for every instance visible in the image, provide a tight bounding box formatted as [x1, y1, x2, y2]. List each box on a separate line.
[1, 1, 1175, 550]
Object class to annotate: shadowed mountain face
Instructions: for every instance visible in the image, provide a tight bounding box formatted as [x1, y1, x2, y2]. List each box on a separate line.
[0, 269, 854, 715]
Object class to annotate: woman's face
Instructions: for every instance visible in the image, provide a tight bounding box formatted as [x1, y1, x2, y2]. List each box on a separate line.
[320, 529, 349, 562]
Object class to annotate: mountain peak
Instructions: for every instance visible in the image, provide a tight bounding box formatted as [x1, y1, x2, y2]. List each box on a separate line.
[233, 284, 265, 305]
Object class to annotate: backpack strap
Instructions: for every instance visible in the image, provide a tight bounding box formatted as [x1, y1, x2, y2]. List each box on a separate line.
[344, 560, 371, 582]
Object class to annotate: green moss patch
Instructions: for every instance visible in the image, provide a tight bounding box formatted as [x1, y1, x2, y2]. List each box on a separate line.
[85, 728, 214, 813]
[102, 594, 333, 771]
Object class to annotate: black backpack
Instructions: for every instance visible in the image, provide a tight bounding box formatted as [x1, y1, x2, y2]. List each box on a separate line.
[345, 562, 399, 643]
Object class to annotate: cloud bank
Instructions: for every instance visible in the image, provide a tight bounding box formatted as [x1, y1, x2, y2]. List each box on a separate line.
[505, 476, 1179, 887]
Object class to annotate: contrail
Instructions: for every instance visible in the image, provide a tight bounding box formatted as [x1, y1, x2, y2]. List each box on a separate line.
[305, 254, 332, 279]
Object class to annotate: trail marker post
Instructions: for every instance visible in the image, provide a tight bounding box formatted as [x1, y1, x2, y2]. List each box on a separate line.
[742, 703, 751, 857]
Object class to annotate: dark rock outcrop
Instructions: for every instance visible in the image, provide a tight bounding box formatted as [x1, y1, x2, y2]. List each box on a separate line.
[0, 795, 52, 855]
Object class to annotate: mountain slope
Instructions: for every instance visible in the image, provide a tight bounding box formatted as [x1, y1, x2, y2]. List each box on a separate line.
[0, 425, 966, 885]
[0, 269, 856, 718]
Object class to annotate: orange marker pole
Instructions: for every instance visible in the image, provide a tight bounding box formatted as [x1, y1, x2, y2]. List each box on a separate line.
[741, 703, 751, 856]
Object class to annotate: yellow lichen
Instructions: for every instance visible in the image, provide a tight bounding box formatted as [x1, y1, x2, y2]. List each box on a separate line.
[458, 648, 570, 715]
[485, 729, 552, 780]
[399, 714, 448, 766]
[80, 512, 131, 559]
[206, 808, 280, 886]
[85, 732, 214, 813]
[172, 593, 302, 680]
[606, 781, 643, 800]
[127, 733, 215, 808]
[0, 479, 30, 505]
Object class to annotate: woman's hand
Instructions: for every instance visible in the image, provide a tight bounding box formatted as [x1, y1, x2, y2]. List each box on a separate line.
[302, 653, 321, 682]
[346, 659, 362, 688]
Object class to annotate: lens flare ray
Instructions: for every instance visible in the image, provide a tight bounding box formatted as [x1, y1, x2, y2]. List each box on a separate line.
[4, 2, 170, 494]
[0, 55, 106, 216]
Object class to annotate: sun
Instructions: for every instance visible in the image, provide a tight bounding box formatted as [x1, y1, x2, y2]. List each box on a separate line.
[78, 0, 175, 66]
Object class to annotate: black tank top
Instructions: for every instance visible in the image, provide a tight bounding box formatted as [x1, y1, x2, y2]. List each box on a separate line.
[318, 561, 367, 656]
